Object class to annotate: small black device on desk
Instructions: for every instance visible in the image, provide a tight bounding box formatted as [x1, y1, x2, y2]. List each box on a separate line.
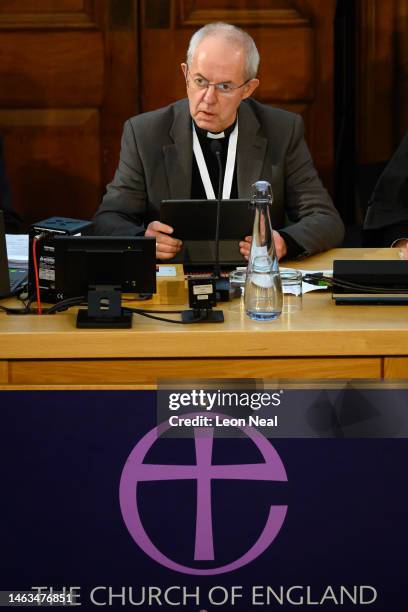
[28, 216, 93, 302]
[160, 198, 252, 269]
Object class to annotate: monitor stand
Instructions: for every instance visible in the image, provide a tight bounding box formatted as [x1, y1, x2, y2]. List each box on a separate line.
[76, 285, 132, 329]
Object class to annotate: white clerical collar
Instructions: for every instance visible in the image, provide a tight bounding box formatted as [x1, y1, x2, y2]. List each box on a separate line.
[206, 131, 225, 139]
[193, 118, 237, 141]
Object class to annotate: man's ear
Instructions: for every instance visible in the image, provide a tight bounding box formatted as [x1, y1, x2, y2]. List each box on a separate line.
[181, 63, 188, 79]
[242, 78, 259, 100]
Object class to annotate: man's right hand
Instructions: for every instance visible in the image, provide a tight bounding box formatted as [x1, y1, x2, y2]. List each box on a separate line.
[145, 220, 182, 260]
[239, 230, 287, 261]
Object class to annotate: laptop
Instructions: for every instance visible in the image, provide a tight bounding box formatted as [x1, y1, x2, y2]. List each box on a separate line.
[332, 259, 408, 304]
[0, 211, 28, 297]
[160, 199, 253, 269]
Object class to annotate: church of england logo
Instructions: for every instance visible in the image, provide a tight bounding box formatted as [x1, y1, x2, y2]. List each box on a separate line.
[119, 415, 288, 575]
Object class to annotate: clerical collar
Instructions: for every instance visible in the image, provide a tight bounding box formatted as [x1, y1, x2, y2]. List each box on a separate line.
[193, 117, 237, 140]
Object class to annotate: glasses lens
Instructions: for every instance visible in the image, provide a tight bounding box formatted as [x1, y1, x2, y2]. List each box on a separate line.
[187, 68, 241, 96]
[193, 76, 208, 89]
[216, 83, 233, 93]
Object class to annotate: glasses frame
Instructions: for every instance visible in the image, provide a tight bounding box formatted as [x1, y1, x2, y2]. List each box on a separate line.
[185, 65, 252, 96]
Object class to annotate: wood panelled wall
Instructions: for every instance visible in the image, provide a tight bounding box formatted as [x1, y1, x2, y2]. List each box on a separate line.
[357, 0, 408, 164]
[1, 0, 407, 226]
[0, 0, 137, 228]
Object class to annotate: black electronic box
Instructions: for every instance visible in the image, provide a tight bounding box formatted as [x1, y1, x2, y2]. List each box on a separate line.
[28, 217, 93, 302]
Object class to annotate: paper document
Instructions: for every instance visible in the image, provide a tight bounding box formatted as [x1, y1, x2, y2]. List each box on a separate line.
[6, 234, 29, 266]
[157, 265, 177, 277]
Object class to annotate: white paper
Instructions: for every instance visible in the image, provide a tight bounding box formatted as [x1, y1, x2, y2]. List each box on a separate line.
[280, 267, 332, 294]
[157, 265, 177, 277]
[6, 234, 29, 265]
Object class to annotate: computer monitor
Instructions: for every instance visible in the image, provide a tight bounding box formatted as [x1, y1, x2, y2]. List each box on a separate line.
[53, 235, 156, 327]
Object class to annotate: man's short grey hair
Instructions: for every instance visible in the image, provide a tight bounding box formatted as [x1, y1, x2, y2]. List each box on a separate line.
[186, 22, 260, 80]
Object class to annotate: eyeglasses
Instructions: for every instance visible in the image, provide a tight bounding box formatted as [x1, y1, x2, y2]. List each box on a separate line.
[186, 66, 251, 96]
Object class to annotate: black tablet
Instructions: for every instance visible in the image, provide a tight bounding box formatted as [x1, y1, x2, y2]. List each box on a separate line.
[160, 199, 252, 240]
[160, 199, 253, 268]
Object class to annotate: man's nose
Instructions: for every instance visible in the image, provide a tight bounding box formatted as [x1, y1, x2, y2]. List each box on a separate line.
[202, 84, 217, 103]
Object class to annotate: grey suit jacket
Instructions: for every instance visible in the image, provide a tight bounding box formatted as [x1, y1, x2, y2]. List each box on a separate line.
[94, 98, 344, 255]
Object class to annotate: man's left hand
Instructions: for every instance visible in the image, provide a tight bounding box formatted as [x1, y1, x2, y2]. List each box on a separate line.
[239, 230, 287, 260]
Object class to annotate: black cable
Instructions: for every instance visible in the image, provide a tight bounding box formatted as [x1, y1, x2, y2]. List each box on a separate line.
[124, 307, 206, 324]
[303, 273, 408, 294]
[122, 293, 154, 302]
[1, 293, 34, 314]
[46, 296, 86, 314]
[2, 295, 211, 324]
[1, 295, 86, 315]
[1, 303, 31, 315]
[133, 308, 185, 314]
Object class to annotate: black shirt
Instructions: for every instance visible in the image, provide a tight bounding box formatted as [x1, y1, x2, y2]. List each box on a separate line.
[191, 120, 238, 200]
[190, 120, 302, 258]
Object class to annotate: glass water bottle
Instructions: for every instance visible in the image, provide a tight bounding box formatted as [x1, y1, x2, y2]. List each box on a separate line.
[244, 181, 283, 321]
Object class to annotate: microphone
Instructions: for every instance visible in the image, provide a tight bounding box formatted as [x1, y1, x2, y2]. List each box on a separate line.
[211, 139, 223, 278]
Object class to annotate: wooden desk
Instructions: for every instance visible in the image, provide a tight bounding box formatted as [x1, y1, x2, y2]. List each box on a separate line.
[1, 248, 408, 388]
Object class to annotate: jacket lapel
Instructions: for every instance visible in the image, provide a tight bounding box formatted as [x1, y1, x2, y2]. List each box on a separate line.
[163, 100, 192, 199]
[236, 102, 267, 198]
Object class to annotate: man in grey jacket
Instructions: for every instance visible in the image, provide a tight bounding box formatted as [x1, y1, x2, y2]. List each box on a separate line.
[93, 22, 344, 261]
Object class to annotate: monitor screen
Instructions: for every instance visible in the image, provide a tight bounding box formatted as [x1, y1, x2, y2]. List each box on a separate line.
[54, 235, 156, 300]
